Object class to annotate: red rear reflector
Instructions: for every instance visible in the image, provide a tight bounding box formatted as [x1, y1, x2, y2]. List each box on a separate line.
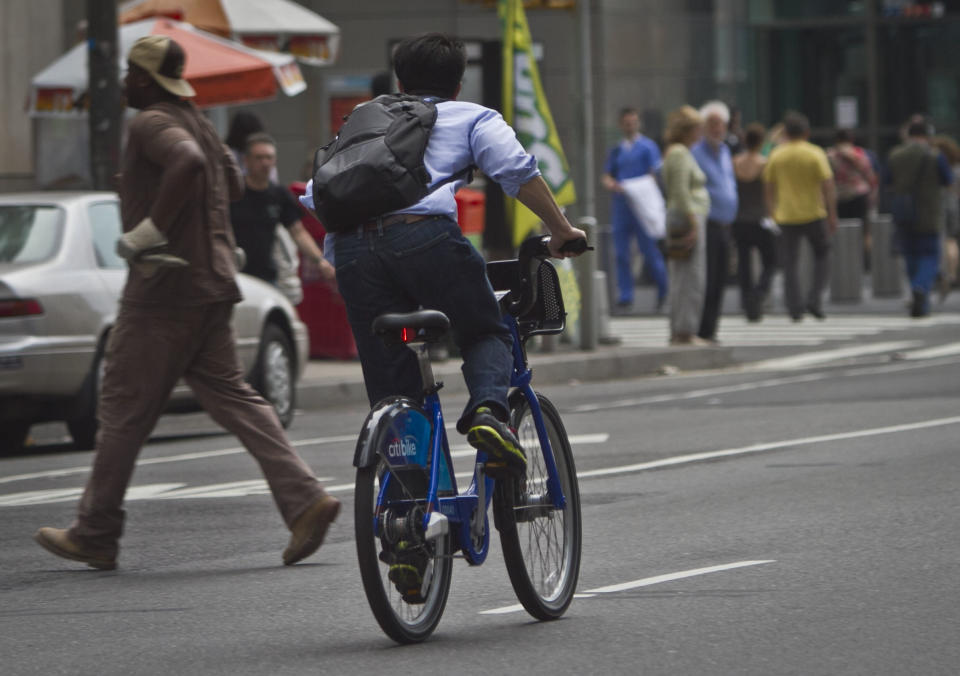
[401, 327, 413, 343]
[0, 299, 44, 318]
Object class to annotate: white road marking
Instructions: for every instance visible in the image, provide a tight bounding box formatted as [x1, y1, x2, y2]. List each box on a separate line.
[899, 341, 960, 360]
[480, 560, 776, 614]
[608, 313, 960, 348]
[744, 341, 919, 371]
[6, 414, 959, 507]
[569, 351, 960, 413]
[0, 434, 356, 486]
[575, 415, 960, 480]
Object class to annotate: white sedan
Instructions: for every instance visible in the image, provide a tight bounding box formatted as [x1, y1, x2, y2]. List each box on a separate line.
[0, 192, 308, 452]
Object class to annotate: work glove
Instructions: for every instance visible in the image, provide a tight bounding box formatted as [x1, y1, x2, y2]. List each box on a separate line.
[116, 217, 189, 278]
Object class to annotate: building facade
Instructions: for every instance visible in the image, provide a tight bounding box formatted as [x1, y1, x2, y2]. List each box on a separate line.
[2, 0, 958, 228]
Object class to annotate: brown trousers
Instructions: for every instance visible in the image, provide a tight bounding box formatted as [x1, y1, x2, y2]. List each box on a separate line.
[70, 301, 324, 552]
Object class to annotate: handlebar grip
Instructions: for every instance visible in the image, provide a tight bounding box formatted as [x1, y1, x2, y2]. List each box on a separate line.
[558, 238, 593, 255]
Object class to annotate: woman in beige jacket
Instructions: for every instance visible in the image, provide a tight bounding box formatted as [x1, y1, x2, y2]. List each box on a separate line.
[661, 105, 710, 345]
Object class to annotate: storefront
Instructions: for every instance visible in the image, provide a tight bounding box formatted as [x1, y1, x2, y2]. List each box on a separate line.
[733, 0, 960, 155]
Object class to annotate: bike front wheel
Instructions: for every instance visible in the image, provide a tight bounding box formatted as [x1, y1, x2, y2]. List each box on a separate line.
[354, 401, 453, 644]
[496, 391, 582, 620]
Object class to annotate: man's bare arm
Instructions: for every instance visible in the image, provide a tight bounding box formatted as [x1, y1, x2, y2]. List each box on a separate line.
[290, 221, 335, 282]
[821, 179, 838, 232]
[514, 176, 587, 257]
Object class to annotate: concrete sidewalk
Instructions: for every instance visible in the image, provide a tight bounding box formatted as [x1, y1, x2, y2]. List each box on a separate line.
[296, 338, 735, 410]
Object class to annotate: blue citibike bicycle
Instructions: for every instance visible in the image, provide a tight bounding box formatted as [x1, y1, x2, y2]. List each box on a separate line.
[352, 235, 588, 643]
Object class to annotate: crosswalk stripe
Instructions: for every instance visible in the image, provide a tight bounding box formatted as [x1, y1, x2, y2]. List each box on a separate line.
[606, 313, 960, 348]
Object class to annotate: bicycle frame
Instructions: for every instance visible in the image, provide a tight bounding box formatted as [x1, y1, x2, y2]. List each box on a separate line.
[373, 311, 568, 566]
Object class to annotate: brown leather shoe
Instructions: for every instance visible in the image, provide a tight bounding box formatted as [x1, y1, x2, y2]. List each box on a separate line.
[282, 495, 341, 566]
[34, 527, 117, 570]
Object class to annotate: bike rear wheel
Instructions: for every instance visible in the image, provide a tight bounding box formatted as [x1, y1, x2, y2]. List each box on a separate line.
[496, 391, 582, 620]
[354, 403, 453, 644]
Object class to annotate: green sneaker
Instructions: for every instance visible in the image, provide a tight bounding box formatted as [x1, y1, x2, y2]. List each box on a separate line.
[466, 407, 526, 474]
[386, 540, 429, 604]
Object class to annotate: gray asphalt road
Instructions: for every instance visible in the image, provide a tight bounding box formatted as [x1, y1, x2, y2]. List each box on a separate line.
[2, 326, 959, 675]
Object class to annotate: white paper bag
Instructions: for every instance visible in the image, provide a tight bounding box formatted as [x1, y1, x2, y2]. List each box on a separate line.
[620, 175, 666, 239]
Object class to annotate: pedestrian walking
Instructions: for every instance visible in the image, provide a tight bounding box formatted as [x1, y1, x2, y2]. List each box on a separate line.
[34, 36, 339, 571]
[661, 105, 710, 345]
[224, 110, 278, 183]
[230, 132, 335, 304]
[827, 129, 877, 268]
[691, 101, 738, 342]
[763, 111, 838, 321]
[731, 122, 778, 321]
[601, 107, 668, 312]
[932, 135, 960, 303]
[886, 119, 955, 316]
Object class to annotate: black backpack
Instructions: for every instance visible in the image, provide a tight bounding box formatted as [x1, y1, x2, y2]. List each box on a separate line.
[311, 94, 471, 232]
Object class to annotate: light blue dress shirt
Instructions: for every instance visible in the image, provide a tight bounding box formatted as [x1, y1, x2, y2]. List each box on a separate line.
[300, 99, 540, 222]
[691, 139, 738, 224]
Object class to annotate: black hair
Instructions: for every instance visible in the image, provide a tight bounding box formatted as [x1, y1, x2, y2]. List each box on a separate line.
[370, 71, 393, 98]
[244, 132, 276, 152]
[619, 107, 639, 120]
[743, 122, 765, 151]
[834, 128, 855, 144]
[392, 33, 466, 99]
[907, 120, 933, 137]
[225, 111, 266, 151]
[783, 111, 810, 139]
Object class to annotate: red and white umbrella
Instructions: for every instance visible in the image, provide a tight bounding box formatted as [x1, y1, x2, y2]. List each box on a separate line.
[119, 0, 340, 66]
[29, 18, 306, 117]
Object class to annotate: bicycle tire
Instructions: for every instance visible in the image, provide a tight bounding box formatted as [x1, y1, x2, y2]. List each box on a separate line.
[496, 391, 582, 620]
[354, 400, 453, 644]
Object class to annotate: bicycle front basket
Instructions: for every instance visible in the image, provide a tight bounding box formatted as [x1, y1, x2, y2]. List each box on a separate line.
[518, 259, 565, 336]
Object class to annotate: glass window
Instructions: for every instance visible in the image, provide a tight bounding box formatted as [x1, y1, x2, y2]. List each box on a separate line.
[757, 27, 867, 131]
[87, 202, 126, 270]
[749, 0, 866, 21]
[0, 206, 64, 264]
[878, 21, 960, 130]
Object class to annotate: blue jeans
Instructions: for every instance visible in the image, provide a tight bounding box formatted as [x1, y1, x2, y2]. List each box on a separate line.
[611, 196, 668, 304]
[334, 216, 512, 432]
[900, 231, 940, 296]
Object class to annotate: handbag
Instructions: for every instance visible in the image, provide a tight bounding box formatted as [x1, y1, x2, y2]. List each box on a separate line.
[665, 209, 695, 260]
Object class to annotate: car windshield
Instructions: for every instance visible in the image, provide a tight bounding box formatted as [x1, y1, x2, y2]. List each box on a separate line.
[0, 205, 63, 264]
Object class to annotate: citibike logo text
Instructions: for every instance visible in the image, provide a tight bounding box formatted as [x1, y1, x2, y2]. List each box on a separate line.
[387, 435, 418, 460]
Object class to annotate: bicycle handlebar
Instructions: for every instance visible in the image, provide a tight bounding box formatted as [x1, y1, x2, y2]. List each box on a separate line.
[505, 236, 592, 317]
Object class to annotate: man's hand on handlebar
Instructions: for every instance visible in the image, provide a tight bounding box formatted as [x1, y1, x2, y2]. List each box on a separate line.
[547, 226, 589, 259]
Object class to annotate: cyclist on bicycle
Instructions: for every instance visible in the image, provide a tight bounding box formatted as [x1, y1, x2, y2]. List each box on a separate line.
[325, 33, 586, 473]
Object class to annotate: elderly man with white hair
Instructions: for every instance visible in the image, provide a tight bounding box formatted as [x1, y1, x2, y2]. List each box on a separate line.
[691, 100, 739, 343]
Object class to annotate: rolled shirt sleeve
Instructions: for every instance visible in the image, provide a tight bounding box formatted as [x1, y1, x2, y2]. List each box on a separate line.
[468, 108, 540, 197]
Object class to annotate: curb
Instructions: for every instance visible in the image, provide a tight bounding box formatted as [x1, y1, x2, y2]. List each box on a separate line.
[295, 345, 735, 410]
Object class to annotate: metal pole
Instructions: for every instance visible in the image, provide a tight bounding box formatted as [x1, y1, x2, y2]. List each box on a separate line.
[87, 0, 122, 191]
[576, 217, 598, 350]
[577, 0, 598, 351]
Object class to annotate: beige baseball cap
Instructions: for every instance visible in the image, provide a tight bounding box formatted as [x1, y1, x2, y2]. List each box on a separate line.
[128, 35, 196, 98]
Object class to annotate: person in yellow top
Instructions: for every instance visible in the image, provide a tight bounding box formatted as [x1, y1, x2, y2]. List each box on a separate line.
[764, 111, 838, 321]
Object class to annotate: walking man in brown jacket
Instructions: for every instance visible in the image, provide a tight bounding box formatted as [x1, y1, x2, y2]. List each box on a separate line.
[34, 36, 339, 570]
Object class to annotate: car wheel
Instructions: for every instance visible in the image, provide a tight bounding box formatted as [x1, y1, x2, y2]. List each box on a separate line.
[253, 323, 296, 428]
[0, 421, 31, 455]
[67, 350, 104, 450]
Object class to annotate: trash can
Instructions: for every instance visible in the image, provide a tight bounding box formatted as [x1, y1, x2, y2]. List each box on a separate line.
[455, 188, 485, 249]
[830, 218, 863, 302]
[871, 213, 902, 298]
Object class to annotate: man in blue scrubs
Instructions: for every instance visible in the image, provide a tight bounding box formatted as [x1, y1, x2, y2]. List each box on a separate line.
[602, 107, 668, 312]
